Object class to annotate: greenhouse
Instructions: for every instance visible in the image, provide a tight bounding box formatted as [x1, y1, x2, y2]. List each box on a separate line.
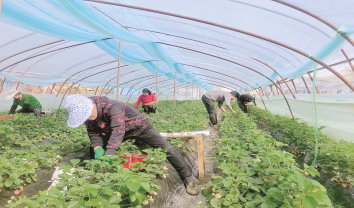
[0, 0, 353, 207]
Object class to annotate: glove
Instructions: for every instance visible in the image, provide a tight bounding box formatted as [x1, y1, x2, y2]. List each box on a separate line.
[104, 149, 116, 165]
[94, 147, 105, 160]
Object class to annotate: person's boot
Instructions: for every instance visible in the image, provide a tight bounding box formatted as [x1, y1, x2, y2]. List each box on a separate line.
[183, 176, 200, 195]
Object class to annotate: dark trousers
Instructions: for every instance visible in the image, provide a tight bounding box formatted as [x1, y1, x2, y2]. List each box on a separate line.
[142, 105, 156, 114]
[237, 100, 247, 113]
[89, 126, 192, 180]
[17, 107, 42, 117]
[202, 95, 217, 125]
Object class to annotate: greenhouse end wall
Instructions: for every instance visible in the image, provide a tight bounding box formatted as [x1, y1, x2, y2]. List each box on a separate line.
[255, 94, 354, 143]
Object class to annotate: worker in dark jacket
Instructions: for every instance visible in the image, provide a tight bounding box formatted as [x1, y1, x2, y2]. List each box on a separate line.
[7, 90, 42, 117]
[201, 90, 238, 127]
[64, 95, 199, 195]
[237, 93, 257, 113]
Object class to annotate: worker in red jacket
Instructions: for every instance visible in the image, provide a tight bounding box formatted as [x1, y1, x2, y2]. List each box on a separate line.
[134, 88, 157, 114]
[64, 95, 199, 195]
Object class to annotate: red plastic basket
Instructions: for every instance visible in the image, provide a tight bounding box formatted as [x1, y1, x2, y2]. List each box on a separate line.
[0, 116, 14, 119]
[119, 154, 148, 169]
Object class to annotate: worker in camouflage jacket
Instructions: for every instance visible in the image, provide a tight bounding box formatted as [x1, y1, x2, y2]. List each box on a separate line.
[64, 95, 199, 195]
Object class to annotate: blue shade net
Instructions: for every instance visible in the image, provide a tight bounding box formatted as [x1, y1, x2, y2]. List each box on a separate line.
[250, 27, 354, 90]
[1, 0, 209, 90]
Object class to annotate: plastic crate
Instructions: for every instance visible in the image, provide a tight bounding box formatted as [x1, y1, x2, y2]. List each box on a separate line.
[0, 115, 14, 119]
[119, 154, 148, 169]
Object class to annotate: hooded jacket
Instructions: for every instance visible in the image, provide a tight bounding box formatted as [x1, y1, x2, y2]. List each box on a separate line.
[85, 96, 152, 155]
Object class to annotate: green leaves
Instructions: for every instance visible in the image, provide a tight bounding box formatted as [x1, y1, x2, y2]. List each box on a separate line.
[297, 175, 313, 193]
[302, 196, 317, 208]
[127, 181, 141, 192]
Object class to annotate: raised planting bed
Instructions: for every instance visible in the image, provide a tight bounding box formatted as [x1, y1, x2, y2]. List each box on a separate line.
[249, 107, 354, 207]
[201, 104, 333, 208]
[2, 101, 210, 207]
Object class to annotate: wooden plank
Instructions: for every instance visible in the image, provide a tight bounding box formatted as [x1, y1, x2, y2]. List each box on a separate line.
[196, 135, 205, 181]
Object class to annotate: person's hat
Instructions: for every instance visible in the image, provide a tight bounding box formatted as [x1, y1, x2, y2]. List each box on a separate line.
[64, 94, 93, 128]
[6, 90, 20, 100]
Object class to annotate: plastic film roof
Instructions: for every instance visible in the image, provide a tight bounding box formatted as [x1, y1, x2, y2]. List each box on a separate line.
[1, 0, 354, 94]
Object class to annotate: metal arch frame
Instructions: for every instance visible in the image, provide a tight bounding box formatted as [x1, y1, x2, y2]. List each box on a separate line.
[55, 60, 117, 96]
[168, 45, 295, 116]
[85, 0, 354, 92]
[99, 69, 144, 96]
[273, 0, 354, 48]
[0, 38, 111, 72]
[251, 58, 296, 99]
[56, 60, 155, 96]
[105, 75, 156, 95]
[126, 80, 185, 103]
[183, 64, 273, 112]
[57, 67, 145, 108]
[91, 4, 298, 67]
[189, 73, 248, 93]
[106, 74, 172, 96]
[0, 40, 65, 63]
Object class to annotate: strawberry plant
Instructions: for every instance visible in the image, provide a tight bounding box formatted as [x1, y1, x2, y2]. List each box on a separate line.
[248, 107, 354, 207]
[201, 105, 333, 208]
[3, 100, 209, 207]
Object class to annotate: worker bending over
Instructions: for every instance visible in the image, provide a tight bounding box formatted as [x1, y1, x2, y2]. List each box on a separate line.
[237, 93, 257, 113]
[7, 90, 42, 117]
[201, 90, 238, 127]
[64, 95, 199, 195]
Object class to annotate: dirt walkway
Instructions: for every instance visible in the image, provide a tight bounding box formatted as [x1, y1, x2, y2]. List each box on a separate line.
[144, 110, 222, 208]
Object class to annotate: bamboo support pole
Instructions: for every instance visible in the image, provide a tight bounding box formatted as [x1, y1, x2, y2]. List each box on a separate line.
[0, 77, 6, 93]
[174, 72, 176, 106]
[192, 84, 194, 103]
[185, 82, 187, 101]
[0, 0, 3, 18]
[156, 61, 159, 113]
[116, 40, 122, 101]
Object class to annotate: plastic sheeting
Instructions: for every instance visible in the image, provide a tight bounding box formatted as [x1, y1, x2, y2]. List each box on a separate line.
[255, 94, 354, 143]
[1, 0, 354, 94]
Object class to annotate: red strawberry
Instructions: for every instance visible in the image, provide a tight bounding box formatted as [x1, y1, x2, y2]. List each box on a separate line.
[18, 190, 23, 194]
[347, 181, 351, 184]
[324, 171, 328, 174]
[288, 144, 291, 146]
[298, 155, 300, 158]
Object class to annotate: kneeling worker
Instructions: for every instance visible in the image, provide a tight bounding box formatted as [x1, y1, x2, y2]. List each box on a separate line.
[237, 93, 257, 113]
[201, 90, 238, 127]
[64, 95, 199, 195]
[7, 90, 42, 117]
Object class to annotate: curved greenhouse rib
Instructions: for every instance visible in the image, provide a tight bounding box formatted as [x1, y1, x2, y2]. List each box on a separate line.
[99, 69, 144, 96]
[58, 66, 141, 108]
[273, 0, 354, 47]
[0, 40, 65, 63]
[126, 80, 182, 103]
[0, 38, 111, 72]
[251, 58, 296, 99]
[56, 60, 155, 97]
[85, 0, 354, 92]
